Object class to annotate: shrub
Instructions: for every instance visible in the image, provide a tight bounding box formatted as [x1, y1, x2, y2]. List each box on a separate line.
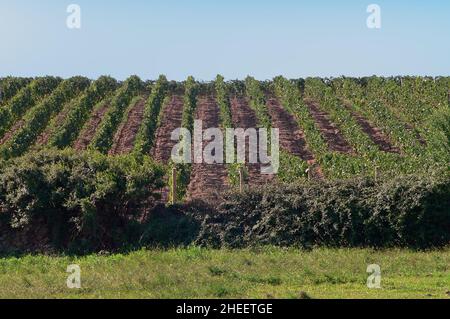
[0, 149, 165, 252]
[195, 172, 450, 248]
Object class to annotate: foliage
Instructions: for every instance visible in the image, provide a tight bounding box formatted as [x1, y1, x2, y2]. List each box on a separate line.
[0, 149, 165, 252]
[0, 77, 90, 159]
[46, 76, 118, 148]
[196, 171, 450, 249]
[0, 77, 32, 105]
[90, 75, 144, 153]
[0, 76, 62, 138]
[133, 75, 168, 154]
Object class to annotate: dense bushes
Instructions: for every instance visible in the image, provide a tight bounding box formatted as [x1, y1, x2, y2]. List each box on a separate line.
[1, 159, 448, 253]
[0, 149, 165, 253]
[197, 172, 450, 248]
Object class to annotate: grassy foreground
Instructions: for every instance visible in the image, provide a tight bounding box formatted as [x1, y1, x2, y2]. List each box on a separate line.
[0, 247, 449, 299]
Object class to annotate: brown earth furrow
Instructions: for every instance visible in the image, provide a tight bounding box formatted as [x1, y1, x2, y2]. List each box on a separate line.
[108, 97, 146, 155]
[230, 96, 275, 186]
[35, 107, 71, 146]
[341, 101, 400, 153]
[150, 95, 184, 203]
[151, 95, 184, 163]
[73, 103, 109, 151]
[304, 99, 353, 154]
[186, 95, 229, 202]
[0, 119, 24, 145]
[266, 97, 323, 179]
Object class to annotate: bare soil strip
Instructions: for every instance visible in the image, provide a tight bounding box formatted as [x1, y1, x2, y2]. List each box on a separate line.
[266, 97, 324, 179]
[150, 95, 184, 203]
[151, 95, 184, 162]
[73, 103, 110, 151]
[230, 96, 275, 186]
[304, 99, 353, 154]
[341, 101, 400, 153]
[186, 95, 229, 202]
[404, 123, 427, 146]
[108, 97, 146, 155]
[35, 107, 72, 146]
[0, 120, 24, 146]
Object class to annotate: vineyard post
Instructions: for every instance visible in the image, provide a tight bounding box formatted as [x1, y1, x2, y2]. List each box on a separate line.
[171, 167, 177, 204]
[374, 166, 378, 182]
[239, 166, 243, 192]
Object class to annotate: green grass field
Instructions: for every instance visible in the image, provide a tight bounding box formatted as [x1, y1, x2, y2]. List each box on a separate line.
[0, 247, 449, 299]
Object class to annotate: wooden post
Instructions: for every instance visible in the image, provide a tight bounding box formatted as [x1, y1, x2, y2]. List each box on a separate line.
[374, 166, 378, 182]
[171, 167, 177, 204]
[239, 166, 243, 192]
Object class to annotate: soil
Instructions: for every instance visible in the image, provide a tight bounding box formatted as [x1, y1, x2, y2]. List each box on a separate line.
[73, 103, 110, 151]
[108, 97, 146, 155]
[230, 96, 275, 186]
[341, 100, 400, 153]
[0, 119, 24, 145]
[150, 95, 185, 203]
[266, 97, 324, 179]
[151, 95, 184, 162]
[304, 99, 353, 154]
[185, 95, 229, 202]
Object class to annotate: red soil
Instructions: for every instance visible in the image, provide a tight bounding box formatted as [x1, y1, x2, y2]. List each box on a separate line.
[230, 96, 275, 186]
[266, 97, 324, 179]
[150, 95, 184, 203]
[108, 97, 146, 155]
[151, 95, 184, 162]
[0, 119, 24, 146]
[35, 107, 72, 146]
[304, 99, 353, 154]
[186, 95, 229, 202]
[73, 103, 109, 151]
[341, 101, 400, 153]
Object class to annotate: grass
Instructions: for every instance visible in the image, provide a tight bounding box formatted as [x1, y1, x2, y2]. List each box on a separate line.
[0, 247, 449, 299]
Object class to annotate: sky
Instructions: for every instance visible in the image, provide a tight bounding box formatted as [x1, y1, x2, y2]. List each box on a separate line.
[1, 0, 449, 81]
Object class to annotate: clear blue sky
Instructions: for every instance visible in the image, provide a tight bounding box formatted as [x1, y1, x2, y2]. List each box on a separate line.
[1, 0, 449, 81]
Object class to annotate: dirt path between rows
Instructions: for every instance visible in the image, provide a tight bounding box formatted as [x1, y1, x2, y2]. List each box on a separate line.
[341, 100, 400, 153]
[150, 95, 184, 203]
[109, 97, 146, 155]
[151, 95, 184, 163]
[0, 119, 24, 145]
[186, 95, 229, 202]
[35, 107, 72, 146]
[230, 96, 275, 186]
[304, 99, 353, 154]
[266, 97, 324, 179]
[73, 103, 110, 151]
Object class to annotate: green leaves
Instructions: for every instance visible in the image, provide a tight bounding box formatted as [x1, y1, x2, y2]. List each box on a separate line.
[133, 75, 168, 154]
[90, 75, 144, 154]
[0, 77, 90, 159]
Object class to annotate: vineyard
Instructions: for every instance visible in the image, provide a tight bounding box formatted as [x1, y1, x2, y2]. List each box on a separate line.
[0, 75, 449, 252]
